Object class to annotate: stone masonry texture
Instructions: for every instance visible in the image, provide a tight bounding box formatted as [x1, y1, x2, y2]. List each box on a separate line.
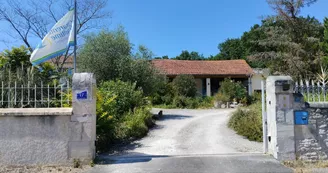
[295, 104, 328, 161]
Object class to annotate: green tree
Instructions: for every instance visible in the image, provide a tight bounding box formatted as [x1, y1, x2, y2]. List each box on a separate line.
[135, 45, 154, 60]
[79, 27, 164, 96]
[322, 18, 328, 66]
[241, 24, 268, 68]
[0, 46, 57, 82]
[175, 50, 204, 60]
[0, 46, 59, 108]
[216, 38, 246, 60]
[0, 46, 30, 69]
[154, 55, 169, 59]
[172, 75, 197, 97]
[79, 27, 132, 81]
[250, 0, 323, 78]
[212, 24, 268, 68]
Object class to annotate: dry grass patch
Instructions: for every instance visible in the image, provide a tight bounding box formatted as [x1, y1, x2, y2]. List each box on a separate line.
[283, 160, 328, 173]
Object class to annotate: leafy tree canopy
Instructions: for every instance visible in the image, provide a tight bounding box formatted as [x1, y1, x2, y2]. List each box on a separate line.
[174, 50, 205, 60]
[78, 26, 164, 96]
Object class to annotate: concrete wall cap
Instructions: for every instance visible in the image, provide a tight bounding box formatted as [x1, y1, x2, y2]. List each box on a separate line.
[308, 102, 328, 108]
[266, 76, 293, 82]
[0, 108, 73, 116]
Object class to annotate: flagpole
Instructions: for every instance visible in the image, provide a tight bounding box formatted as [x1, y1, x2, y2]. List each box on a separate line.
[74, 0, 77, 73]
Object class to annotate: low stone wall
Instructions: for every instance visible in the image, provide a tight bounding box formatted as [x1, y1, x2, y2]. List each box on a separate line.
[295, 103, 328, 161]
[0, 108, 95, 166]
[0, 73, 96, 166]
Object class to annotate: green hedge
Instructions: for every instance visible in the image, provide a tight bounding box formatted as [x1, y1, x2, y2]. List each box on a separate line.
[228, 102, 263, 142]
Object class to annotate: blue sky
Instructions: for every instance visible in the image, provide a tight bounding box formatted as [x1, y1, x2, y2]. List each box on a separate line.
[109, 0, 328, 58]
[0, 0, 327, 58]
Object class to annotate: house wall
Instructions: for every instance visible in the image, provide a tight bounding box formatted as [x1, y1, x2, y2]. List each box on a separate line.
[251, 69, 270, 93]
[252, 74, 263, 92]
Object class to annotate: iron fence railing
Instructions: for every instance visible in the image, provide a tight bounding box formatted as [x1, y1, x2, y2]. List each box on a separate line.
[0, 80, 71, 108]
[294, 80, 328, 103]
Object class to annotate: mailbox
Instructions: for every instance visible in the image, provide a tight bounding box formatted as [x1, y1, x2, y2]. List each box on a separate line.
[273, 80, 293, 94]
[294, 111, 309, 125]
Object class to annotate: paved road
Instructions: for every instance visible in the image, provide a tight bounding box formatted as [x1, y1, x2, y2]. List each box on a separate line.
[87, 109, 292, 173]
[89, 154, 291, 173]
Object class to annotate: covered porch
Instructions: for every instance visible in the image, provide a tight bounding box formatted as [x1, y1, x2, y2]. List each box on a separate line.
[194, 76, 252, 97]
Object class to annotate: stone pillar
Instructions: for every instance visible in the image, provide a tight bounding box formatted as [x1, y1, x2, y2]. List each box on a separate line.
[206, 78, 211, 96]
[266, 76, 295, 161]
[70, 73, 96, 163]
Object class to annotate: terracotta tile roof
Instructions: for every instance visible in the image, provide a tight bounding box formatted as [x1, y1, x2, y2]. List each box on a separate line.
[152, 59, 253, 76]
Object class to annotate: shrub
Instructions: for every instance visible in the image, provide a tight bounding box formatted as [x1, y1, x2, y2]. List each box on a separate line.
[219, 78, 247, 102]
[241, 92, 262, 106]
[214, 93, 230, 104]
[151, 75, 213, 109]
[96, 107, 154, 152]
[98, 80, 145, 117]
[123, 108, 154, 139]
[172, 75, 197, 97]
[165, 96, 213, 109]
[151, 82, 175, 105]
[228, 102, 262, 142]
[195, 96, 214, 108]
[172, 95, 188, 108]
[249, 92, 262, 104]
[96, 80, 153, 152]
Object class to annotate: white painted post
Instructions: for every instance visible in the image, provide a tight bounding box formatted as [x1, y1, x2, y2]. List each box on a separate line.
[248, 77, 253, 96]
[261, 79, 268, 153]
[206, 78, 211, 96]
[266, 76, 295, 161]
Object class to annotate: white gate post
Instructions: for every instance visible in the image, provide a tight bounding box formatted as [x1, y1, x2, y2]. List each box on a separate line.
[266, 76, 295, 161]
[70, 73, 97, 162]
[261, 79, 268, 153]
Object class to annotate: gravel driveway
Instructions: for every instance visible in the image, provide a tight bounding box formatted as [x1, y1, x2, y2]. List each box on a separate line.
[87, 109, 292, 173]
[104, 108, 262, 157]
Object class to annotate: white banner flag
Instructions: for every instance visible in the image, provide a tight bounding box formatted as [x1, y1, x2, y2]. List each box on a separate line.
[30, 9, 75, 66]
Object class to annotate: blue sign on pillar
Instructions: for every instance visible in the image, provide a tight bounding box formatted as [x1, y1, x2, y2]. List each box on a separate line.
[294, 111, 308, 125]
[77, 90, 88, 100]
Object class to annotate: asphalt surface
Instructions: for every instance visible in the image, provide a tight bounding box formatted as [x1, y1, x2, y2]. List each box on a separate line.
[87, 109, 292, 173]
[89, 154, 292, 173]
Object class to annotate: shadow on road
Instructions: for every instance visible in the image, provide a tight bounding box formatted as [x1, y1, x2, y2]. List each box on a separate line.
[155, 114, 193, 121]
[96, 152, 169, 165]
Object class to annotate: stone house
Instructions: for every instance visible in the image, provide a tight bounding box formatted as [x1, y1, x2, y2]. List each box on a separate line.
[152, 59, 254, 96]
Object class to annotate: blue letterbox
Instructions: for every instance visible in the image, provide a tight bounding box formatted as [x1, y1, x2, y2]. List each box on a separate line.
[294, 111, 309, 125]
